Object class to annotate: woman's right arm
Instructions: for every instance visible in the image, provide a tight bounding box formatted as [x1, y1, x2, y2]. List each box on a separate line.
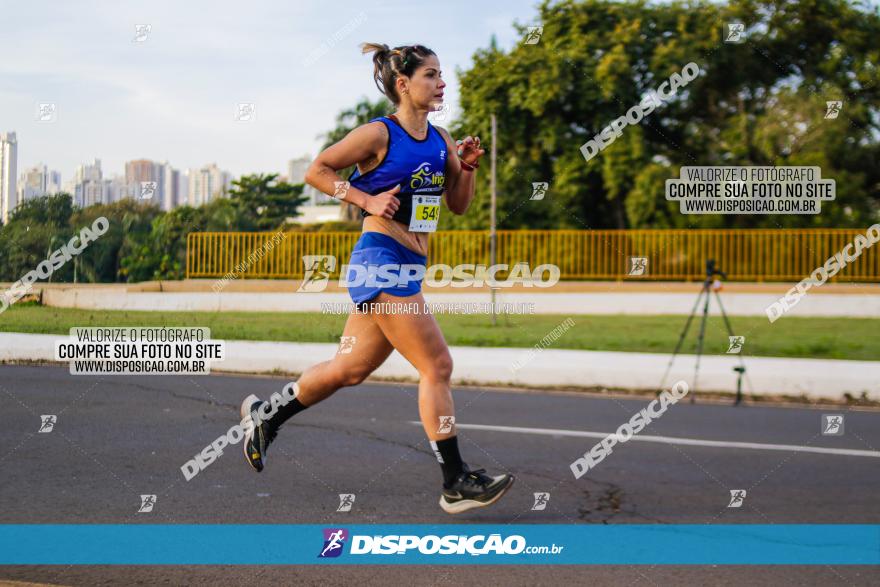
[305, 122, 400, 220]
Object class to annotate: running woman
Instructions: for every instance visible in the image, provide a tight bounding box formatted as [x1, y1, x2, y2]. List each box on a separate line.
[240, 42, 514, 514]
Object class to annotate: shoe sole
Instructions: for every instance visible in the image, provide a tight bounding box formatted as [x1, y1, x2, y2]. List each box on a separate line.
[240, 394, 261, 472]
[439, 475, 515, 514]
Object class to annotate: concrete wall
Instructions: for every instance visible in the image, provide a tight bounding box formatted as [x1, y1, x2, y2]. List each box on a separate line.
[37, 288, 880, 317]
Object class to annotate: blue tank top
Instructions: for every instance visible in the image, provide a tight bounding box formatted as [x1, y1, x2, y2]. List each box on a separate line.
[348, 115, 447, 227]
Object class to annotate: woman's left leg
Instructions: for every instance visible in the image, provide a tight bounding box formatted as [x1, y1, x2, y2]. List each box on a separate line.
[366, 291, 454, 441]
[367, 291, 515, 513]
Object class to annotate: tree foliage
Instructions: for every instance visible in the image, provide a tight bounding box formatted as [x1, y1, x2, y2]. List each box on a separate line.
[0, 173, 308, 283]
[227, 173, 307, 230]
[319, 97, 394, 221]
[442, 0, 880, 230]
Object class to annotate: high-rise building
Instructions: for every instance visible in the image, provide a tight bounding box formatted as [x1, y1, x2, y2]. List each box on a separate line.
[48, 169, 62, 195]
[125, 158, 163, 202]
[19, 165, 46, 201]
[81, 181, 104, 208]
[73, 158, 103, 208]
[61, 178, 76, 198]
[1, 132, 18, 224]
[187, 167, 208, 207]
[187, 163, 232, 207]
[102, 175, 129, 203]
[288, 156, 310, 185]
[160, 162, 179, 211]
[178, 170, 188, 208]
[18, 164, 62, 202]
[288, 155, 332, 205]
[75, 158, 102, 184]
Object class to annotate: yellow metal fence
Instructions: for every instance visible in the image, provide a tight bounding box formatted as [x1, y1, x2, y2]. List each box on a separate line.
[186, 229, 880, 282]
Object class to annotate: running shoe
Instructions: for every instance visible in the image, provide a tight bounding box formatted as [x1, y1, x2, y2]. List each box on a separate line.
[240, 394, 277, 472]
[439, 463, 515, 514]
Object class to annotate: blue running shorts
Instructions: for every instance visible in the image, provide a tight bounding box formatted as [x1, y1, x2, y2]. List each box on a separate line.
[346, 231, 428, 308]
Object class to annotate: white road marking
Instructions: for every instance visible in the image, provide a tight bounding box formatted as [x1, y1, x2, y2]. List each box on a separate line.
[411, 422, 880, 458]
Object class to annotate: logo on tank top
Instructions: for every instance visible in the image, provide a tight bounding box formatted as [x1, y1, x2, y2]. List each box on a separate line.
[409, 162, 445, 191]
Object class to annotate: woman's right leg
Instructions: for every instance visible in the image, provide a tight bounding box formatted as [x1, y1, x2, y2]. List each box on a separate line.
[242, 305, 394, 472]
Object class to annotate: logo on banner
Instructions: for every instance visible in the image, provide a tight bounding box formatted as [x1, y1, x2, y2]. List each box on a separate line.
[319, 528, 348, 558]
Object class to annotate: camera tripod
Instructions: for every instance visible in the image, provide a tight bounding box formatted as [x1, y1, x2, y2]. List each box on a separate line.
[658, 259, 750, 405]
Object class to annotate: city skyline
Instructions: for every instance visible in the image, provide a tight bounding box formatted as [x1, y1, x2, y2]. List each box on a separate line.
[5, 136, 334, 215]
[2, 1, 537, 181]
[9, 151, 238, 211]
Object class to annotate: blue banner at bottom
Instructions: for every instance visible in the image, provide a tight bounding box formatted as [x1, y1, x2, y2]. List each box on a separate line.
[0, 525, 877, 565]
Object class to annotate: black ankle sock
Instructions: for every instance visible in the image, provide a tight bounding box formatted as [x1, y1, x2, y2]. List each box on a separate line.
[431, 436, 465, 487]
[265, 396, 309, 433]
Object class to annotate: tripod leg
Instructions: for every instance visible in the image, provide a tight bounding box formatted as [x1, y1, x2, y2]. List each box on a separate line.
[658, 286, 706, 392]
[692, 283, 713, 402]
[714, 290, 750, 405]
[713, 291, 738, 341]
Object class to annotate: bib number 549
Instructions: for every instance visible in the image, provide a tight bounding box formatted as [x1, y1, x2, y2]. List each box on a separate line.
[409, 195, 441, 232]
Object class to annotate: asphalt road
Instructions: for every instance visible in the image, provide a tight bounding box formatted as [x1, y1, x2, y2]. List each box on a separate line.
[0, 365, 878, 585]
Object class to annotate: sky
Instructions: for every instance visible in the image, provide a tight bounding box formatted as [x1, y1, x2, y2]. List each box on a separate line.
[1, 0, 542, 181]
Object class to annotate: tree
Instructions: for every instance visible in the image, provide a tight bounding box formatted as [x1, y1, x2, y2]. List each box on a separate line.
[227, 173, 307, 230]
[80, 200, 162, 283]
[318, 97, 394, 221]
[446, 0, 880, 230]
[119, 205, 210, 281]
[0, 194, 75, 282]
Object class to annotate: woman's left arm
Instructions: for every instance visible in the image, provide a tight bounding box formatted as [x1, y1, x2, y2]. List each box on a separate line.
[436, 127, 484, 215]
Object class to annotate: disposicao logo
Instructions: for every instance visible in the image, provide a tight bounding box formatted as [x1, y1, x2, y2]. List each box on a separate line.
[318, 528, 348, 558]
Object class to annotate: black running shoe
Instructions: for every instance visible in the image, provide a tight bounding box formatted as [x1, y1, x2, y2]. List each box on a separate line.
[439, 463, 515, 514]
[240, 394, 277, 472]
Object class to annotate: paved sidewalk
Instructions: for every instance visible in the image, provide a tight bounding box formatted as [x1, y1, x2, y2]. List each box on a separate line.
[2, 333, 875, 401]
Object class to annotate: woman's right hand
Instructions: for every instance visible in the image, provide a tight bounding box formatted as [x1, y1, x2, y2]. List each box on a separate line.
[365, 184, 401, 219]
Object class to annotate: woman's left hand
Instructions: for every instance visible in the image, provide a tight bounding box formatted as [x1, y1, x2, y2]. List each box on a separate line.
[456, 136, 485, 166]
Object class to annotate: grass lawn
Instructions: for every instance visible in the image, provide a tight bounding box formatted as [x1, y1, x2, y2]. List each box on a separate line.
[1, 303, 877, 361]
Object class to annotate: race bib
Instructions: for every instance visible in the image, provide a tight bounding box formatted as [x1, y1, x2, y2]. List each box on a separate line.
[408, 194, 441, 232]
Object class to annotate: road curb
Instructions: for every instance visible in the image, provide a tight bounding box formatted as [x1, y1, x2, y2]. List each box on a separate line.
[2, 333, 876, 401]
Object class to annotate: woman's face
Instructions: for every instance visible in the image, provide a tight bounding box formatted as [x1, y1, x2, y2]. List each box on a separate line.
[400, 54, 445, 112]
